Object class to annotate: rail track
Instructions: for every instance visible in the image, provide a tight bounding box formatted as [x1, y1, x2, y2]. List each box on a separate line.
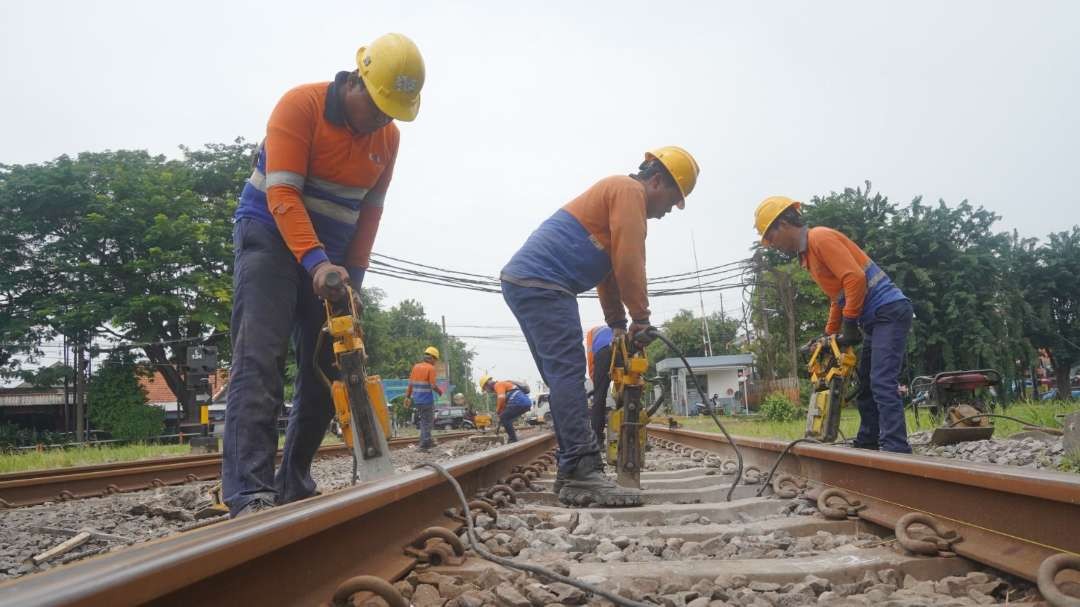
[0, 427, 1077, 606]
[0, 430, 481, 508]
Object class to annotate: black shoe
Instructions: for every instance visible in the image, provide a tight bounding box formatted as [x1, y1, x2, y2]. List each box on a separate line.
[553, 469, 568, 494]
[231, 497, 274, 519]
[557, 453, 642, 508]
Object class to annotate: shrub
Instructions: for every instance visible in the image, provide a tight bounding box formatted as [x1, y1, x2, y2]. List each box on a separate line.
[760, 392, 802, 423]
[88, 352, 164, 441]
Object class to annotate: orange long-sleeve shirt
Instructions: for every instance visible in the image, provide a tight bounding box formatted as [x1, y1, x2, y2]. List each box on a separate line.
[501, 176, 650, 329]
[236, 71, 399, 273]
[800, 227, 871, 334]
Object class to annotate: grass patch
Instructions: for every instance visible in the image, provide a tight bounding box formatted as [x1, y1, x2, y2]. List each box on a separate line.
[671, 399, 1080, 442]
[0, 443, 192, 475]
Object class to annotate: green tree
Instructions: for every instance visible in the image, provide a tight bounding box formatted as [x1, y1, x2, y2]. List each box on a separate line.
[360, 290, 478, 402]
[1020, 228, 1080, 399]
[757, 182, 1026, 387]
[87, 352, 164, 440]
[0, 141, 253, 415]
[645, 309, 742, 373]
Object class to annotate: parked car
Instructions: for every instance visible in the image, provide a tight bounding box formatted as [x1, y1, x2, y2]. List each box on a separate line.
[525, 394, 551, 426]
[433, 406, 475, 430]
[1039, 388, 1080, 401]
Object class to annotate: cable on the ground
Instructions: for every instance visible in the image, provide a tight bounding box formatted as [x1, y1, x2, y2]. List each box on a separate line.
[647, 329, 744, 502]
[755, 438, 822, 497]
[419, 462, 652, 607]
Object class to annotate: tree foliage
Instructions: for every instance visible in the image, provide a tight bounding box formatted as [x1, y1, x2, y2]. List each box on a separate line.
[361, 288, 478, 401]
[645, 309, 741, 373]
[753, 182, 1078, 399]
[87, 352, 164, 440]
[0, 141, 254, 405]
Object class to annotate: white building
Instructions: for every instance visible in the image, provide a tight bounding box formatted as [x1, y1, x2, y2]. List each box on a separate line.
[656, 354, 755, 415]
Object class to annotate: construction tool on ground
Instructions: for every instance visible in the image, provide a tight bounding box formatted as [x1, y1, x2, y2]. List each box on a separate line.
[605, 333, 666, 489]
[472, 412, 492, 430]
[315, 272, 394, 483]
[911, 370, 1000, 445]
[803, 335, 858, 442]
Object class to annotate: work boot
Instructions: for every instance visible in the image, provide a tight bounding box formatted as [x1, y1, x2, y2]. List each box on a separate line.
[557, 453, 642, 508]
[552, 468, 568, 494]
[231, 497, 274, 519]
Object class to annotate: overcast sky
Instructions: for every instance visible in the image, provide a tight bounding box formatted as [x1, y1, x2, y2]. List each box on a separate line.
[2, 1, 1077, 389]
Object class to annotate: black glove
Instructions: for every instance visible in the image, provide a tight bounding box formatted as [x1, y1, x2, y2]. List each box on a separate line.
[836, 319, 863, 347]
[630, 323, 657, 348]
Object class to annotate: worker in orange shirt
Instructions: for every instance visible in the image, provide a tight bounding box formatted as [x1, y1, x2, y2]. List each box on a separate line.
[501, 147, 700, 507]
[406, 346, 444, 451]
[222, 34, 425, 518]
[755, 197, 913, 453]
[478, 375, 532, 442]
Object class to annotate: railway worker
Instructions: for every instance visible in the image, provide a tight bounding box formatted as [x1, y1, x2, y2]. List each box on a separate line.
[222, 33, 425, 518]
[500, 147, 700, 507]
[478, 375, 532, 443]
[406, 346, 444, 451]
[585, 325, 615, 452]
[754, 197, 914, 453]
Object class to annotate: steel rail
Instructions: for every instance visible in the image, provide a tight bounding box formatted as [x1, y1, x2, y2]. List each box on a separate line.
[0, 431, 556, 606]
[648, 426, 1080, 585]
[0, 431, 482, 508]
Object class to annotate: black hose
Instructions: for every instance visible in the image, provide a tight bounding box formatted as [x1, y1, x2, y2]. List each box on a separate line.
[755, 438, 820, 497]
[648, 330, 744, 502]
[419, 463, 652, 607]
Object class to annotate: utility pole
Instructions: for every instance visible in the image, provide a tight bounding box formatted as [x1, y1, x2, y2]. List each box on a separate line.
[74, 340, 86, 443]
[753, 251, 773, 383]
[442, 315, 452, 401]
[772, 268, 798, 378]
[62, 334, 70, 434]
[691, 231, 713, 356]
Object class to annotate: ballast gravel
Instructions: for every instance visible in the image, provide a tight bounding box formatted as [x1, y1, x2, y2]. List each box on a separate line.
[0, 431, 517, 581]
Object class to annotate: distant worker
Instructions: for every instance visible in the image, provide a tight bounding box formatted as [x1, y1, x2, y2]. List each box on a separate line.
[501, 147, 700, 506]
[453, 392, 467, 407]
[223, 33, 425, 518]
[406, 346, 444, 451]
[755, 196, 913, 453]
[479, 375, 532, 442]
[585, 325, 614, 452]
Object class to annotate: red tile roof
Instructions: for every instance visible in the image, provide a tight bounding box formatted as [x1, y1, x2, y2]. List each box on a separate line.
[138, 369, 229, 404]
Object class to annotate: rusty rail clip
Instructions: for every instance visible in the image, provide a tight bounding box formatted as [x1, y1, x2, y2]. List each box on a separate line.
[817, 488, 867, 520]
[1037, 553, 1080, 607]
[895, 512, 962, 557]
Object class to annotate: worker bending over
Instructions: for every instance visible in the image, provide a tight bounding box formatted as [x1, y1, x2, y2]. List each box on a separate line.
[406, 346, 444, 451]
[755, 197, 913, 453]
[501, 147, 700, 506]
[223, 34, 425, 518]
[479, 375, 531, 443]
[585, 325, 614, 453]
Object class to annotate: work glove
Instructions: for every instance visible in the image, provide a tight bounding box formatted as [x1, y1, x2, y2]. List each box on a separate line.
[312, 262, 350, 301]
[630, 321, 657, 347]
[836, 318, 863, 347]
[403, 397, 413, 409]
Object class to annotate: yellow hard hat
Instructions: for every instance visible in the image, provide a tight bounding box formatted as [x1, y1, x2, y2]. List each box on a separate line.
[424, 346, 440, 360]
[645, 146, 700, 209]
[355, 33, 425, 122]
[478, 375, 493, 391]
[754, 196, 801, 244]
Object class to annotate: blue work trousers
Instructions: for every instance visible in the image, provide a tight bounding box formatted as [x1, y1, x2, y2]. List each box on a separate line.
[854, 299, 914, 453]
[222, 219, 336, 516]
[502, 281, 598, 470]
[417, 405, 435, 447]
[499, 405, 530, 442]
